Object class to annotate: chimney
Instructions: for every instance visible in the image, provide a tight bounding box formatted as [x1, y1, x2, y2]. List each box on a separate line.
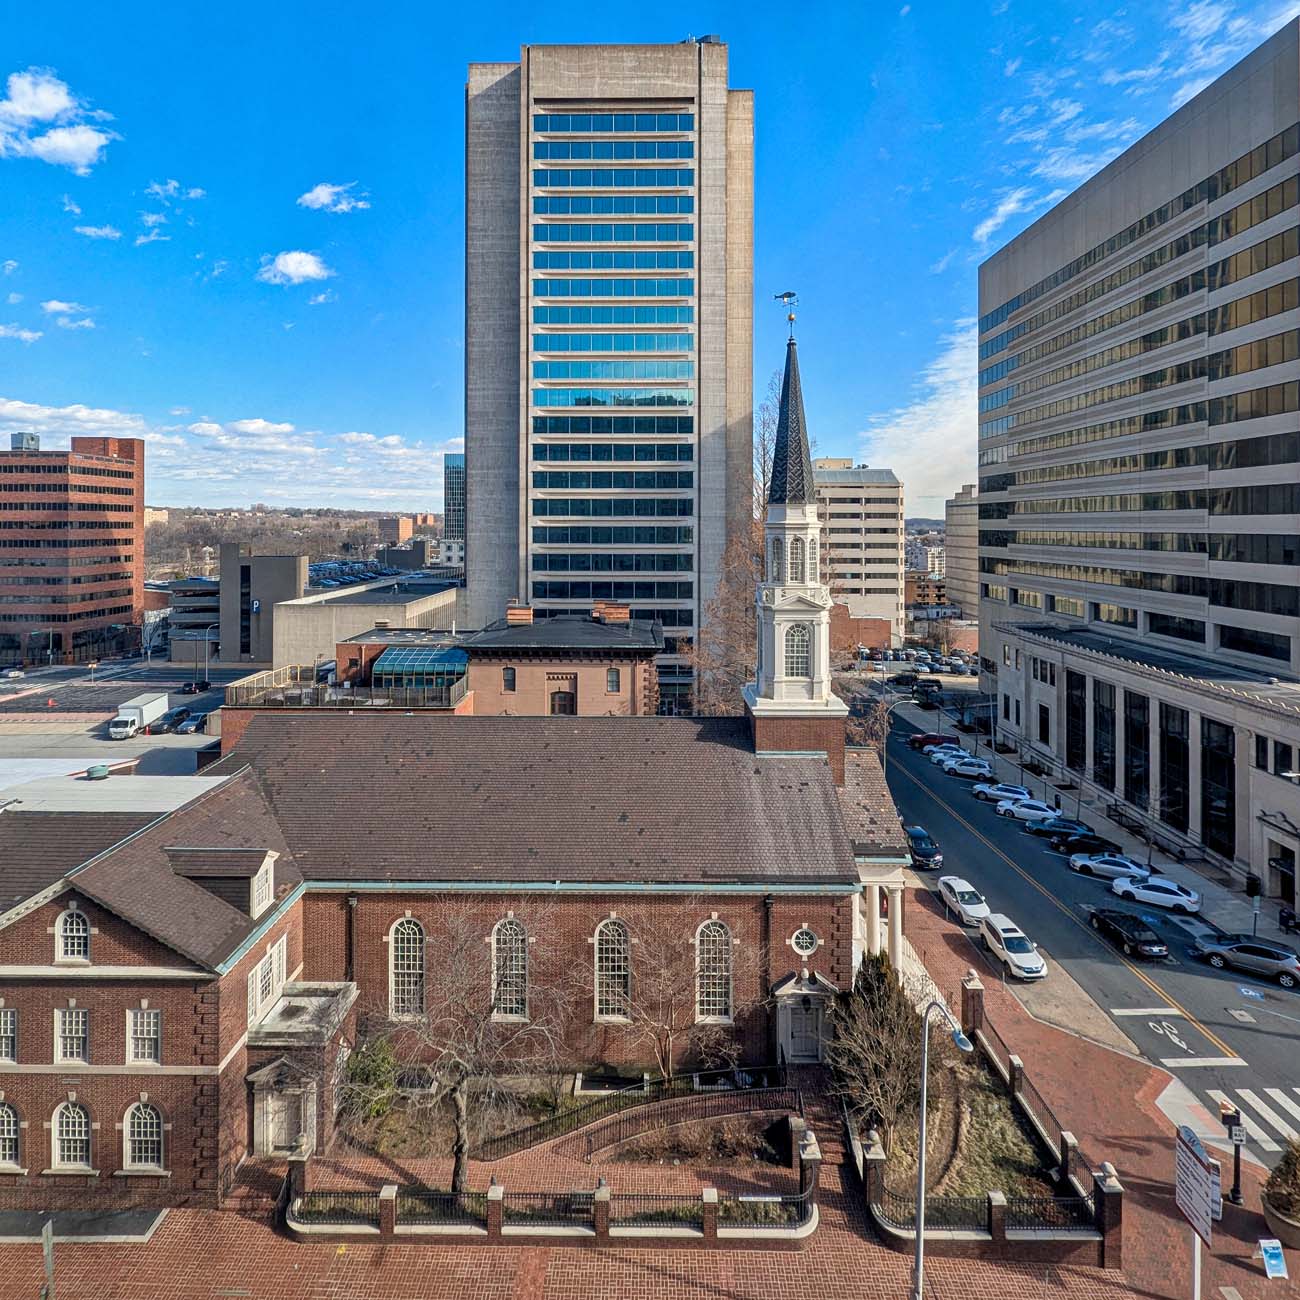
[506, 603, 534, 625]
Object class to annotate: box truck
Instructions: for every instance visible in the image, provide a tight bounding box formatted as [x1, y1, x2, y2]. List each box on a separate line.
[109, 692, 169, 740]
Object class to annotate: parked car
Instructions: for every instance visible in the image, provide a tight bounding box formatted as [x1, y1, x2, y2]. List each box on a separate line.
[945, 758, 994, 780]
[966, 665, 980, 676]
[1048, 831, 1123, 856]
[910, 733, 959, 752]
[1089, 909, 1169, 959]
[175, 713, 208, 735]
[979, 913, 1047, 979]
[179, 680, 211, 695]
[1025, 816, 1090, 840]
[4, 669, 24, 679]
[937, 876, 990, 926]
[1069, 853, 1153, 881]
[1110, 875, 1201, 914]
[905, 825, 944, 870]
[973, 782, 1033, 803]
[891, 672, 919, 688]
[1192, 934, 1300, 988]
[152, 706, 192, 735]
[928, 745, 968, 764]
[996, 798, 1058, 822]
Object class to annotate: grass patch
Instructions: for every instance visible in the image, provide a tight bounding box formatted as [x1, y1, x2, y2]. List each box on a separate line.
[605, 1116, 784, 1167]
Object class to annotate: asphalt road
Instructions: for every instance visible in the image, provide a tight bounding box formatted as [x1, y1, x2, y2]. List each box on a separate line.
[884, 710, 1300, 1168]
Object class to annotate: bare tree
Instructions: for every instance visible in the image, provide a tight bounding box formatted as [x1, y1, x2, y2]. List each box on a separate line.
[346, 900, 573, 1192]
[616, 899, 765, 1081]
[753, 369, 782, 518]
[932, 618, 958, 657]
[684, 520, 762, 715]
[827, 952, 949, 1152]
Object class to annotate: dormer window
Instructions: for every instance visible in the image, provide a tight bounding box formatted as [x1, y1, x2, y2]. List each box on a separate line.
[251, 860, 273, 919]
[57, 909, 90, 963]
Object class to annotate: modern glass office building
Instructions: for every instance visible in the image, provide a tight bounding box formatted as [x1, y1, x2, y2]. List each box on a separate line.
[464, 40, 753, 702]
[977, 19, 1300, 906]
[443, 452, 466, 542]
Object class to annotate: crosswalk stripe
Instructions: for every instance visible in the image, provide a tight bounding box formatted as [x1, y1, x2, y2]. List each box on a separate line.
[1236, 1089, 1300, 1141]
[1263, 1088, 1300, 1127]
[1207, 1089, 1281, 1152]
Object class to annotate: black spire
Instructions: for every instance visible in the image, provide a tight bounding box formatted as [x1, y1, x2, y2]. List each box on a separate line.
[767, 335, 814, 506]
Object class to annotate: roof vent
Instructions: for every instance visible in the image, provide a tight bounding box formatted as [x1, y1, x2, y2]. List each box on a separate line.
[85, 764, 110, 781]
[374, 619, 391, 629]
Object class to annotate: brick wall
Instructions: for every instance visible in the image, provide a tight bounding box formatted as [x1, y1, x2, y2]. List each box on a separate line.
[828, 604, 892, 654]
[466, 654, 657, 716]
[749, 714, 846, 785]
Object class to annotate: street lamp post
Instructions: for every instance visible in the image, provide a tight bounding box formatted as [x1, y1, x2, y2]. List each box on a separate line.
[913, 1000, 974, 1300]
[202, 623, 218, 684]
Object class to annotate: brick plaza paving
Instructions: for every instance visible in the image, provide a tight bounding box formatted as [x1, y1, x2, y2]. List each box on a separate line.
[0, 890, 1291, 1298]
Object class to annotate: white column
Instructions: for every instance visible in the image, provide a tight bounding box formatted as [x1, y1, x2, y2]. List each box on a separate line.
[887, 885, 904, 969]
[864, 885, 882, 956]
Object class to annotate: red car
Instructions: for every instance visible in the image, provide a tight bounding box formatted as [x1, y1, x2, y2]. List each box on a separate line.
[907, 732, 959, 752]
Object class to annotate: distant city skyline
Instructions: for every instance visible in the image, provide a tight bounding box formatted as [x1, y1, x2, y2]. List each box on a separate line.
[2, 1, 1297, 511]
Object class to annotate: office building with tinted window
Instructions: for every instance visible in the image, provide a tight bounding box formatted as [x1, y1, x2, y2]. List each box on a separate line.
[977, 20, 1300, 907]
[443, 452, 466, 541]
[464, 39, 753, 705]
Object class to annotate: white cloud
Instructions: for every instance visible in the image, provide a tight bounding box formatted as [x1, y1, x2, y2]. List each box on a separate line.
[55, 316, 94, 330]
[928, 248, 958, 274]
[188, 415, 323, 458]
[857, 321, 978, 512]
[168, 406, 190, 416]
[144, 178, 202, 202]
[134, 229, 169, 247]
[140, 211, 167, 228]
[74, 223, 121, 240]
[0, 396, 148, 439]
[0, 324, 41, 343]
[1, 260, 15, 274]
[5, 292, 19, 304]
[1004, 57, 1022, 76]
[0, 71, 118, 175]
[61, 193, 80, 215]
[972, 187, 1036, 245]
[40, 299, 88, 314]
[256, 250, 335, 285]
[307, 290, 336, 306]
[296, 181, 370, 214]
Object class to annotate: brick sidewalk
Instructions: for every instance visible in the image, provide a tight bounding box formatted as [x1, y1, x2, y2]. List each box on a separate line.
[905, 884, 1293, 1300]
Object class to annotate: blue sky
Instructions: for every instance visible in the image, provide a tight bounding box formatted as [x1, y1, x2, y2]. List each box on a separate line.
[1, 0, 1296, 512]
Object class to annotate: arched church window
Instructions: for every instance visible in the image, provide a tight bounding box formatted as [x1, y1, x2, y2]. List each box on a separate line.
[785, 624, 811, 677]
[789, 538, 805, 583]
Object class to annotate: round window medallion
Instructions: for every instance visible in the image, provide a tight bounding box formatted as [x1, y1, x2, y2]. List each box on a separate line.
[791, 928, 818, 956]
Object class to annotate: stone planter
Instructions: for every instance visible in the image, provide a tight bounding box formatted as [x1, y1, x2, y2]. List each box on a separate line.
[1260, 1193, 1300, 1250]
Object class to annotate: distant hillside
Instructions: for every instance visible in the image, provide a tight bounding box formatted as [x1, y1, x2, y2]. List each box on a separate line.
[905, 518, 944, 529]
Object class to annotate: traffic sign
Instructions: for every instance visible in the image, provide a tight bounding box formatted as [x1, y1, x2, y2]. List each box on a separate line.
[1175, 1125, 1215, 1247]
[1229, 1125, 1245, 1145]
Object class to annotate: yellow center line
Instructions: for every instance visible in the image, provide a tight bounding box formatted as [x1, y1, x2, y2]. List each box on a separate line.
[892, 757, 1239, 1059]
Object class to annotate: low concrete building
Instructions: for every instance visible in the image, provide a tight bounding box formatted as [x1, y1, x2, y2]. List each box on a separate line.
[167, 577, 220, 664]
[218, 543, 309, 667]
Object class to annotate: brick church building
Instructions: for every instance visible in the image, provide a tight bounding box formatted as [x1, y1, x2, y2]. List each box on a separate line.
[0, 336, 909, 1212]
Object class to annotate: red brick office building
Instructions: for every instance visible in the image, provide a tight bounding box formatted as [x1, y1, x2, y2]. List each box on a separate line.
[0, 431, 145, 665]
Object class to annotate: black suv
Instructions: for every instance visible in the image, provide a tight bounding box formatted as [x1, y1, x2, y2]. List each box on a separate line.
[1089, 909, 1169, 959]
[904, 825, 943, 869]
[1048, 831, 1122, 856]
[154, 706, 192, 734]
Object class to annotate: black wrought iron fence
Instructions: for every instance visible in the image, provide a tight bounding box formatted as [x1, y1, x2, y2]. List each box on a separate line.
[1004, 1193, 1096, 1232]
[608, 1192, 702, 1228]
[295, 1190, 381, 1226]
[717, 1186, 815, 1229]
[396, 1188, 488, 1225]
[502, 1189, 595, 1227]
[872, 1183, 986, 1232]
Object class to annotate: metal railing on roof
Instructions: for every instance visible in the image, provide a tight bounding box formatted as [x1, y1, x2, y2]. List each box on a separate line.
[225, 667, 467, 709]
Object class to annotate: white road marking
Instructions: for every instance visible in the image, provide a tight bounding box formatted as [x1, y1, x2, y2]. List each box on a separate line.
[1236, 1089, 1300, 1141]
[1111, 1006, 1183, 1017]
[1160, 1057, 1249, 1068]
[1206, 1089, 1281, 1152]
[1263, 1088, 1300, 1127]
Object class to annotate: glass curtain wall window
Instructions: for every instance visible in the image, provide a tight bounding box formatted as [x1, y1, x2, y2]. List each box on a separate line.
[594, 919, 632, 1020]
[695, 920, 733, 1021]
[1123, 691, 1150, 810]
[1159, 703, 1190, 832]
[1093, 681, 1116, 791]
[390, 918, 426, 1018]
[492, 919, 528, 1020]
[1201, 718, 1236, 858]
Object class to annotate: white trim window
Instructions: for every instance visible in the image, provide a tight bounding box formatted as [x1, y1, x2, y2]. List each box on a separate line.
[128, 1009, 161, 1065]
[53, 1101, 90, 1169]
[246, 935, 288, 1027]
[56, 1008, 88, 1063]
[56, 909, 90, 962]
[251, 861, 273, 918]
[389, 918, 426, 1018]
[770, 536, 784, 583]
[789, 537, 806, 583]
[491, 918, 528, 1020]
[785, 624, 811, 677]
[0, 1008, 15, 1063]
[594, 918, 631, 1021]
[124, 1102, 164, 1171]
[0, 1103, 17, 1168]
[695, 919, 733, 1022]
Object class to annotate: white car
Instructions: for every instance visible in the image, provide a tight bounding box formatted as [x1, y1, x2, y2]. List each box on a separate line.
[940, 753, 988, 773]
[921, 740, 957, 755]
[928, 746, 967, 764]
[937, 875, 990, 927]
[946, 759, 994, 780]
[980, 913, 1047, 979]
[1110, 875, 1201, 914]
[972, 783, 1033, 803]
[1069, 853, 1152, 882]
[3, 669, 23, 679]
[996, 798, 1057, 822]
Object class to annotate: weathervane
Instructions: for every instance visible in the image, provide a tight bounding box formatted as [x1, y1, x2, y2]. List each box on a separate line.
[774, 290, 798, 337]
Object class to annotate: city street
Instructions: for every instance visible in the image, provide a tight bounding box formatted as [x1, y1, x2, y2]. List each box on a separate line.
[883, 702, 1300, 1170]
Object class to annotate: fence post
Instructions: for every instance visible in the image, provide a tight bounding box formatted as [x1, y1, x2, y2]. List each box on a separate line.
[487, 1182, 504, 1241]
[701, 1188, 718, 1245]
[286, 1143, 310, 1201]
[986, 1190, 1007, 1244]
[861, 1129, 887, 1210]
[798, 1130, 822, 1200]
[379, 1184, 397, 1239]
[1007, 1053, 1024, 1099]
[788, 1115, 807, 1169]
[593, 1183, 610, 1246]
[960, 969, 984, 1039]
[1093, 1162, 1124, 1269]
[1059, 1130, 1079, 1188]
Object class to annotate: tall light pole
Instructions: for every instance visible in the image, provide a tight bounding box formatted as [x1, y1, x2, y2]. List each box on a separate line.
[202, 623, 218, 684]
[912, 1000, 973, 1300]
